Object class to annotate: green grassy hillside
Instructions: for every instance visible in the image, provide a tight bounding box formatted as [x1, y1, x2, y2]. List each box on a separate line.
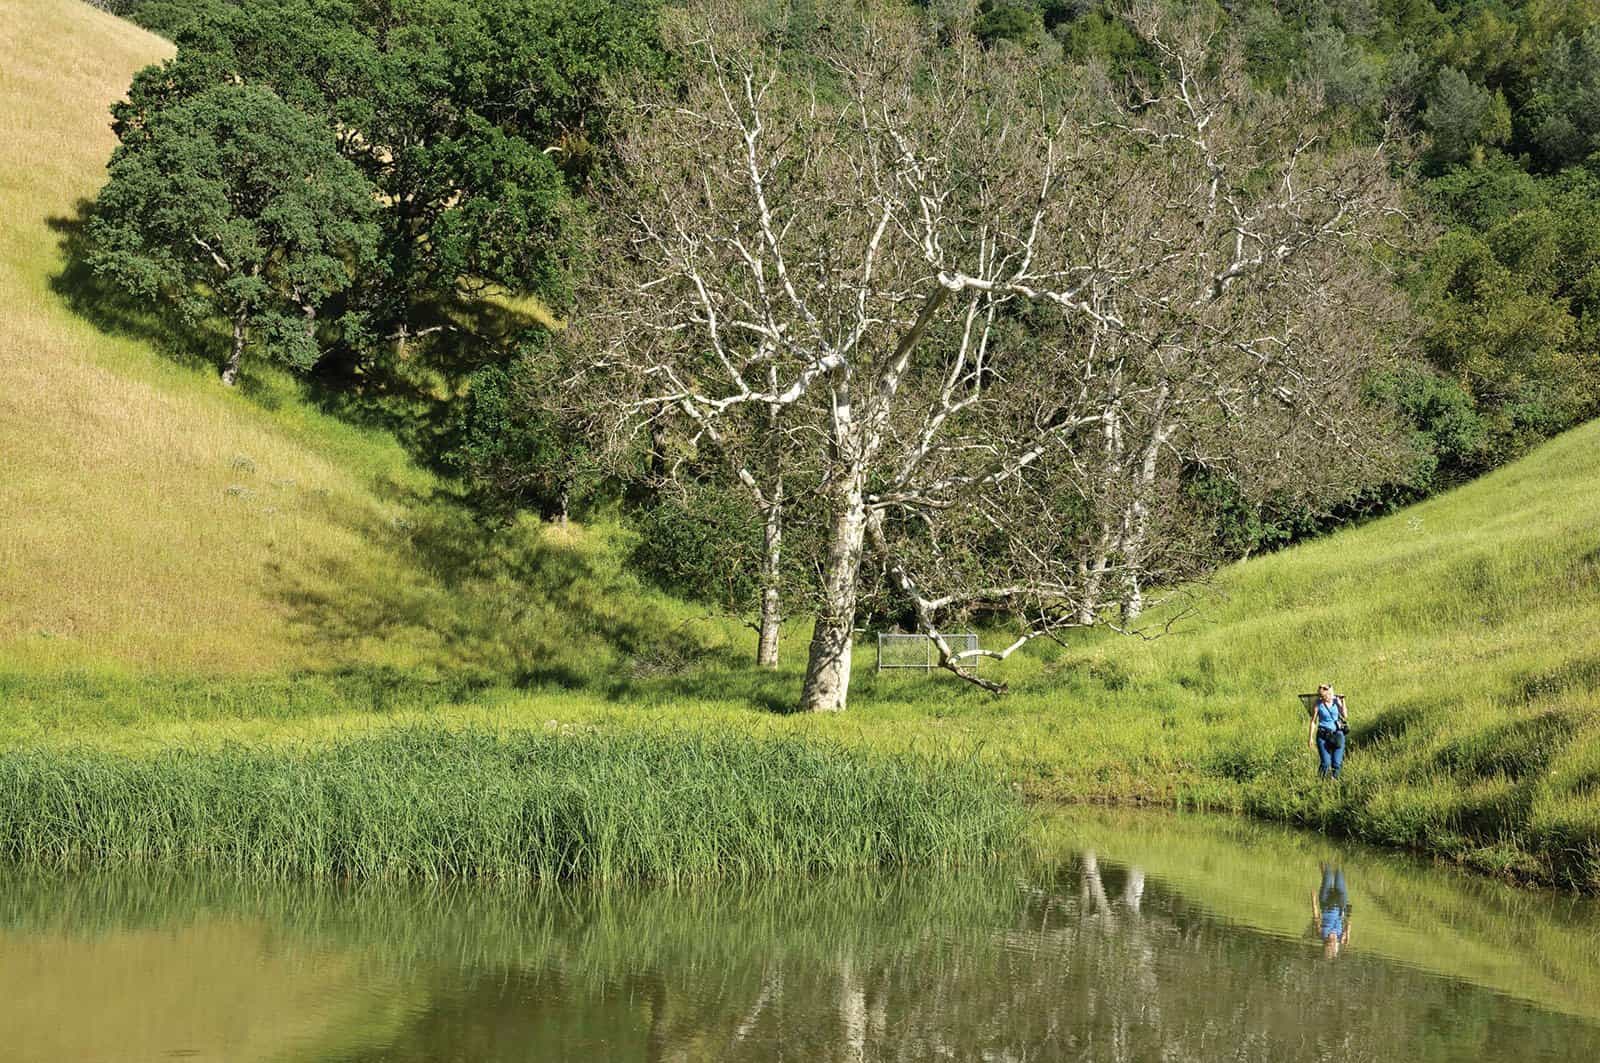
[468, 414, 1598, 889]
[14, 416, 1593, 886]
[2, 0, 1598, 890]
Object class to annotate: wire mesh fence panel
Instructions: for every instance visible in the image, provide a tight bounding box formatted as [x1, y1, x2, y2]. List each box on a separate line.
[876, 633, 979, 672]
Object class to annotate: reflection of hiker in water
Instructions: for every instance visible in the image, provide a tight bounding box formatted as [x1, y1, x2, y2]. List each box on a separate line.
[1306, 683, 1348, 779]
[1310, 863, 1352, 959]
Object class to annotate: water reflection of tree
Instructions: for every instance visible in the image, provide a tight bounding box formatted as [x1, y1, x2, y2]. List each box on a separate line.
[322, 859, 1600, 1062]
[7, 860, 1600, 1063]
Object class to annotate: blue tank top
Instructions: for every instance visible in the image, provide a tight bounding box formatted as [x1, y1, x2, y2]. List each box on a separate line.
[1315, 699, 1342, 730]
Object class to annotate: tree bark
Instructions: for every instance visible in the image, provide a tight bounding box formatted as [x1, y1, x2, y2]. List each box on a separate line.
[222, 313, 247, 387]
[1119, 500, 1146, 623]
[1120, 579, 1144, 624]
[798, 467, 867, 712]
[1078, 544, 1110, 627]
[756, 477, 783, 667]
[1120, 414, 1167, 624]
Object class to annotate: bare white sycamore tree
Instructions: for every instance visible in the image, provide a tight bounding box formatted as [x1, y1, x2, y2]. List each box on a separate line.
[578, 2, 1410, 712]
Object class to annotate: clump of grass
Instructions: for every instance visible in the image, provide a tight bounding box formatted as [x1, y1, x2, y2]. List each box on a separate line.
[0, 727, 1021, 882]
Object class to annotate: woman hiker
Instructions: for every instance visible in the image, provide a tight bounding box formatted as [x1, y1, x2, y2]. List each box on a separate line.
[1307, 683, 1348, 780]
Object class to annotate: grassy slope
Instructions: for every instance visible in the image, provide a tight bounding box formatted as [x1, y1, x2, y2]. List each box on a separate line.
[0, 0, 707, 688]
[323, 389, 1593, 889]
[241, 412, 1582, 887]
[3, 1, 1598, 889]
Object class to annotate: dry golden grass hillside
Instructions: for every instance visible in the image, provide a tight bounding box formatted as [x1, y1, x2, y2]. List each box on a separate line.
[0, 0, 680, 682]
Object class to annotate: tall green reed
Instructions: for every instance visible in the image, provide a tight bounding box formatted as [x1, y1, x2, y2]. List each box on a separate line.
[0, 726, 1021, 882]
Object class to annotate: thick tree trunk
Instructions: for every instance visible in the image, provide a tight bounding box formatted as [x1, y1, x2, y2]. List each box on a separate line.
[1120, 501, 1146, 621]
[1120, 573, 1144, 623]
[757, 587, 782, 667]
[756, 479, 783, 667]
[1120, 400, 1168, 625]
[222, 314, 246, 387]
[1119, 474, 1157, 622]
[798, 469, 867, 712]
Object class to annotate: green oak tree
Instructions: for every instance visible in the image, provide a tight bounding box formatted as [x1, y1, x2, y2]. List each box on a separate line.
[109, 0, 664, 379]
[88, 84, 378, 385]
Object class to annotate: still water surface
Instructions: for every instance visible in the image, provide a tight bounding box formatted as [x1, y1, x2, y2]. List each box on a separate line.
[3, 809, 1598, 1062]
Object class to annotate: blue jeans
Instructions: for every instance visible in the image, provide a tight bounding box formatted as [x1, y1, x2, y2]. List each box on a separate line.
[1319, 866, 1348, 936]
[1317, 729, 1345, 778]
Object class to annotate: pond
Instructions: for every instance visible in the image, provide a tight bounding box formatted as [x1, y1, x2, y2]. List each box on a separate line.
[3, 809, 1598, 1062]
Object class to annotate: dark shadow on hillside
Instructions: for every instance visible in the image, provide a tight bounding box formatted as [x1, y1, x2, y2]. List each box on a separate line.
[299, 286, 558, 480]
[47, 203, 228, 378]
[606, 653, 994, 716]
[1349, 703, 1425, 750]
[1431, 709, 1580, 782]
[266, 478, 743, 692]
[46, 200, 540, 478]
[608, 664, 798, 715]
[1510, 655, 1600, 705]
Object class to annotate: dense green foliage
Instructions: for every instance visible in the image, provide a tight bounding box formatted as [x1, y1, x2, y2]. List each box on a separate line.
[626, 479, 828, 625]
[628, 486, 770, 613]
[1418, 158, 1600, 465]
[92, 0, 1598, 565]
[96, 0, 662, 400]
[443, 351, 603, 520]
[88, 83, 378, 382]
[0, 728, 1021, 881]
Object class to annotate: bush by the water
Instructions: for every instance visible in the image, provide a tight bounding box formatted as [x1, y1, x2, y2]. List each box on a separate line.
[0, 728, 1021, 882]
